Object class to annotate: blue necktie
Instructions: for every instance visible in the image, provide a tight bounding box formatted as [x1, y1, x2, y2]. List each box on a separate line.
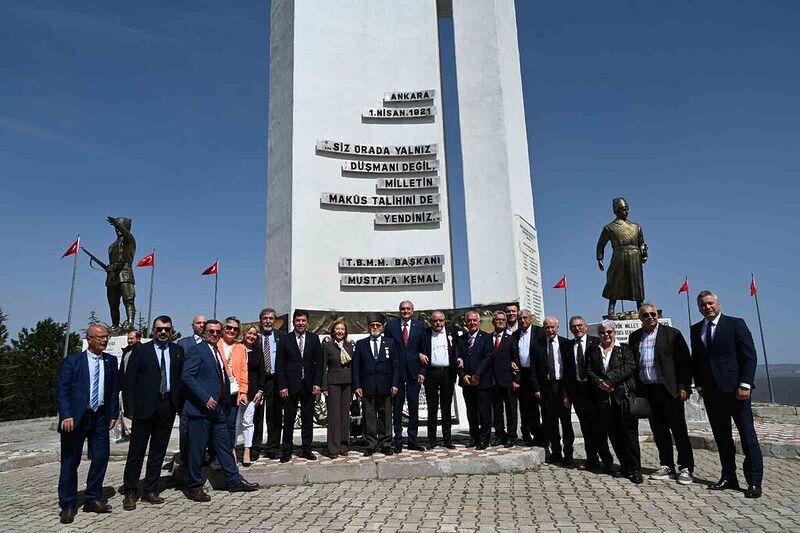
[90, 356, 100, 411]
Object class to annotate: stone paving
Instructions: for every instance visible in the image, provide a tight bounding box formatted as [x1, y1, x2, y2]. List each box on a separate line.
[1, 443, 798, 532]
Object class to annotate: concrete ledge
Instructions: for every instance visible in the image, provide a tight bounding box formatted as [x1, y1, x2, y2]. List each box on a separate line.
[0, 450, 59, 473]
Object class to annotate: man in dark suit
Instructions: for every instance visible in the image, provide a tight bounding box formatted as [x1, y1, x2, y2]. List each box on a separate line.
[253, 307, 284, 459]
[182, 320, 258, 501]
[489, 311, 520, 447]
[177, 315, 207, 352]
[354, 313, 400, 455]
[458, 309, 494, 450]
[115, 329, 140, 442]
[277, 309, 323, 462]
[385, 300, 426, 452]
[629, 304, 694, 484]
[567, 316, 612, 471]
[513, 310, 544, 446]
[121, 315, 184, 510]
[56, 324, 119, 524]
[176, 314, 206, 468]
[536, 317, 575, 465]
[418, 310, 459, 449]
[691, 291, 763, 498]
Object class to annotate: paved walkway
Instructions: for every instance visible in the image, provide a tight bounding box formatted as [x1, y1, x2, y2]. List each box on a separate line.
[0, 444, 797, 532]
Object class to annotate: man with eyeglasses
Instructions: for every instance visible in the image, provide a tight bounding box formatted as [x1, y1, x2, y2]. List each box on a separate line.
[122, 315, 185, 510]
[56, 324, 119, 524]
[628, 304, 694, 485]
[418, 310, 459, 449]
[176, 315, 207, 471]
[182, 320, 259, 501]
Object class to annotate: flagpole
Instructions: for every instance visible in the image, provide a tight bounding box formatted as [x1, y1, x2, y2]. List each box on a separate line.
[684, 276, 692, 332]
[563, 274, 569, 338]
[752, 273, 774, 403]
[63, 235, 79, 358]
[146, 248, 155, 331]
[213, 259, 219, 320]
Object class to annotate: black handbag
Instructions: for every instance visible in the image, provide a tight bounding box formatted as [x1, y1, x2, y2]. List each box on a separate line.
[621, 384, 651, 419]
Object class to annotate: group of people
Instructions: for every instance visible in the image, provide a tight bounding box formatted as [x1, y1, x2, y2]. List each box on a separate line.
[55, 291, 764, 525]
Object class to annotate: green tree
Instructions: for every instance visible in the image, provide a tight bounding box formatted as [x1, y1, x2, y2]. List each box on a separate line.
[0, 308, 8, 349]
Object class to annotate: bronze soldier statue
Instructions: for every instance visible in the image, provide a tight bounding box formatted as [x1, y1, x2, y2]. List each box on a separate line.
[83, 217, 137, 332]
[596, 198, 647, 319]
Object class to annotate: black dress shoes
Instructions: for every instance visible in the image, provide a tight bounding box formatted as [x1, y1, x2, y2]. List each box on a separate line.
[122, 492, 137, 511]
[443, 442, 455, 449]
[185, 488, 211, 502]
[407, 443, 425, 452]
[393, 443, 403, 453]
[279, 455, 292, 463]
[546, 454, 563, 465]
[301, 451, 317, 460]
[141, 492, 164, 504]
[59, 507, 76, 524]
[613, 468, 629, 479]
[744, 485, 763, 498]
[380, 448, 394, 455]
[708, 478, 740, 491]
[363, 449, 374, 457]
[83, 500, 112, 513]
[561, 456, 574, 467]
[630, 470, 644, 484]
[229, 479, 259, 492]
[426, 441, 438, 450]
[265, 452, 279, 460]
[476, 442, 488, 450]
[465, 440, 476, 448]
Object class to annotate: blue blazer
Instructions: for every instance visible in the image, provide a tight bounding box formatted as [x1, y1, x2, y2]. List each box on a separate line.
[177, 335, 200, 354]
[385, 318, 425, 379]
[690, 314, 757, 394]
[457, 330, 494, 390]
[353, 336, 400, 395]
[182, 341, 231, 417]
[56, 351, 119, 429]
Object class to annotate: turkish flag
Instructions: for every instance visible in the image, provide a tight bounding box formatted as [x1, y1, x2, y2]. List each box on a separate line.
[553, 275, 567, 289]
[678, 279, 689, 293]
[61, 238, 79, 259]
[136, 252, 155, 267]
[750, 276, 758, 296]
[202, 260, 218, 276]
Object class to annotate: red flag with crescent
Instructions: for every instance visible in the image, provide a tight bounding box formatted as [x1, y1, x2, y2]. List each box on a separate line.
[202, 260, 219, 276]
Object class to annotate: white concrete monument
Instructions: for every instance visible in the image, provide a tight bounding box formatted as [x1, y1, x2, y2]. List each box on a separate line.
[266, 0, 544, 317]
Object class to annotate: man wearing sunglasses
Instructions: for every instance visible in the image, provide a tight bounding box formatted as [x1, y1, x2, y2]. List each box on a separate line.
[182, 320, 259, 501]
[121, 316, 185, 510]
[628, 304, 693, 485]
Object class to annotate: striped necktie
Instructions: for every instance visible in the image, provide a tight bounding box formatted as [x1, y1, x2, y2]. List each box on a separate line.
[90, 356, 101, 411]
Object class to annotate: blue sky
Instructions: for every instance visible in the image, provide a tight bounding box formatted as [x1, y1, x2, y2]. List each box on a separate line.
[1, 1, 797, 364]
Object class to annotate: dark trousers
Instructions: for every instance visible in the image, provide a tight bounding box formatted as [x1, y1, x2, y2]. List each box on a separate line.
[424, 368, 455, 444]
[392, 372, 420, 445]
[282, 386, 315, 455]
[606, 399, 641, 472]
[573, 382, 612, 465]
[518, 368, 541, 442]
[363, 393, 392, 451]
[703, 385, 763, 486]
[492, 385, 518, 441]
[643, 383, 694, 472]
[463, 386, 492, 444]
[541, 380, 574, 458]
[226, 392, 238, 449]
[123, 397, 176, 493]
[58, 408, 110, 509]
[179, 412, 189, 463]
[253, 375, 282, 454]
[327, 383, 352, 455]
[186, 405, 241, 490]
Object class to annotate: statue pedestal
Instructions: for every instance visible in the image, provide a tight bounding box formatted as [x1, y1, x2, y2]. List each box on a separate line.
[587, 317, 672, 345]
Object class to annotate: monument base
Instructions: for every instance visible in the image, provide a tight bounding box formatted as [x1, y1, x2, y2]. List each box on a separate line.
[587, 317, 672, 345]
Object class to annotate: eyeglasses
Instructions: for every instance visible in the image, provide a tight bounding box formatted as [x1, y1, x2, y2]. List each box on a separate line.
[639, 312, 658, 318]
[154, 326, 173, 333]
[224, 325, 240, 332]
[89, 335, 110, 339]
[599, 331, 614, 336]
[206, 329, 222, 336]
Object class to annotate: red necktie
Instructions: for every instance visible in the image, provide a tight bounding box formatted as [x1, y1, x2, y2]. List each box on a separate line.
[402, 322, 409, 347]
[494, 334, 501, 351]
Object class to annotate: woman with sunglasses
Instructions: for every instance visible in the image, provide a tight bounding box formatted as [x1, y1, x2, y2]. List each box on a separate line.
[585, 320, 643, 484]
[218, 316, 249, 464]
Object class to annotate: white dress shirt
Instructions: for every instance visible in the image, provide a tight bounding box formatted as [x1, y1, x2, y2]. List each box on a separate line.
[573, 336, 587, 382]
[518, 327, 532, 368]
[430, 330, 449, 367]
[548, 338, 562, 379]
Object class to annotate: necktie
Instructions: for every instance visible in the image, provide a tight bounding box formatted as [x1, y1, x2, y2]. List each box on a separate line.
[298, 334, 305, 379]
[90, 356, 100, 411]
[373, 338, 379, 360]
[547, 341, 556, 380]
[494, 334, 501, 351]
[159, 345, 167, 395]
[212, 346, 225, 400]
[705, 321, 713, 349]
[576, 341, 585, 381]
[263, 334, 272, 374]
[468, 334, 475, 351]
[402, 322, 409, 347]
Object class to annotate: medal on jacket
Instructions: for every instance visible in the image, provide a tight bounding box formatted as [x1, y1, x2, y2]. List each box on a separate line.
[447, 334, 453, 347]
[384, 346, 390, 359]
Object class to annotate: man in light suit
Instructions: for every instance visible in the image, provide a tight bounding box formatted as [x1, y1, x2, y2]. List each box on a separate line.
[182, 320, 258, 501]
[385, 300, 426, 452]
[277, 309, 323, 462]
[628, 304, 694, 485]
[418, 310, 459, 449]
[56, 324, 119, 524]
[122, 315, 184, 510]
[691, 291, 763, 498]
[458, 310, 494, 450]
[354, 313, 400, 455]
